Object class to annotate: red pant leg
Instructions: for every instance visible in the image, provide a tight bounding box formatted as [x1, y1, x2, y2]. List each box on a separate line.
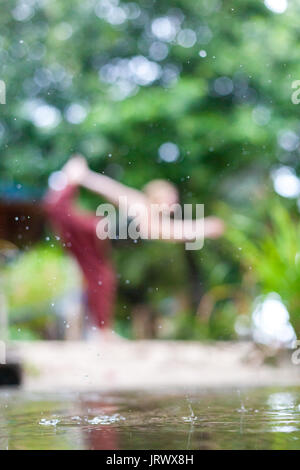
[85, 255, 117, 329]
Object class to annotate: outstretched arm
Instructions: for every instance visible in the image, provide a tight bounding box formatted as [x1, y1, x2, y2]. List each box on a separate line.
[82, 168, 148, 208]
[60, 155, 225, 242]
[63, 155, 148, 208]
[139, 214, 225, 242]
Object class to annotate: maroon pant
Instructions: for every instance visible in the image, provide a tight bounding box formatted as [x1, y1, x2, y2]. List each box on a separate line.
[44, 184, 116, 329]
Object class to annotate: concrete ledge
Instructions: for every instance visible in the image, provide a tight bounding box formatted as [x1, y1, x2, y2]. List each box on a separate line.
[9, 340, 300, 392]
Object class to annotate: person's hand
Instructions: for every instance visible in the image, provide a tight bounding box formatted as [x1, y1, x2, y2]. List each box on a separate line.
[204, 216, 225, 239]
[62, 154, 89, 185]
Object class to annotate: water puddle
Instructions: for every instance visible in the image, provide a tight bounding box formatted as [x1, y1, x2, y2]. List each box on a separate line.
[1, 387, 300, 449]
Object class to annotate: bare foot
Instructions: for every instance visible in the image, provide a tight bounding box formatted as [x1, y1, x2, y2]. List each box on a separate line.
[87, 328, 128, 343]
[102, 328, 128, 342]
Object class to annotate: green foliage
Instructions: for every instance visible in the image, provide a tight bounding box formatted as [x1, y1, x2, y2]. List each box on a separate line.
[3, 244, 78, 311]
[2, 0, 300, 193]
[226, 201, 300, 335]
[2, 244, 80, 338]
[1, 0, 300, 339]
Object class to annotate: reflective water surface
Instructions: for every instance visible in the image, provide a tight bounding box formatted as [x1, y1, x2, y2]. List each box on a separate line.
[1, 387, 300, 450]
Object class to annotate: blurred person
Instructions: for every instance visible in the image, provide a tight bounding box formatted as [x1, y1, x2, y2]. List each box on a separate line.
[45, 155, 224, 341]
[65, 156, 224, 244]
[44, 162, 117, 341]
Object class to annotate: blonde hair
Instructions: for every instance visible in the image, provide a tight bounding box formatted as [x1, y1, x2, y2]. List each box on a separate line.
[143, 179, 178, 197]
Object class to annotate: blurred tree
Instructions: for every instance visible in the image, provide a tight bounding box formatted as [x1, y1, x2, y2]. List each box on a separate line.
[1, 0, 300, 339]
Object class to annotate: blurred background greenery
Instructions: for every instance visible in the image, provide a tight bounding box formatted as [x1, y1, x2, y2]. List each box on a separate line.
[1, 0, 300, 344]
